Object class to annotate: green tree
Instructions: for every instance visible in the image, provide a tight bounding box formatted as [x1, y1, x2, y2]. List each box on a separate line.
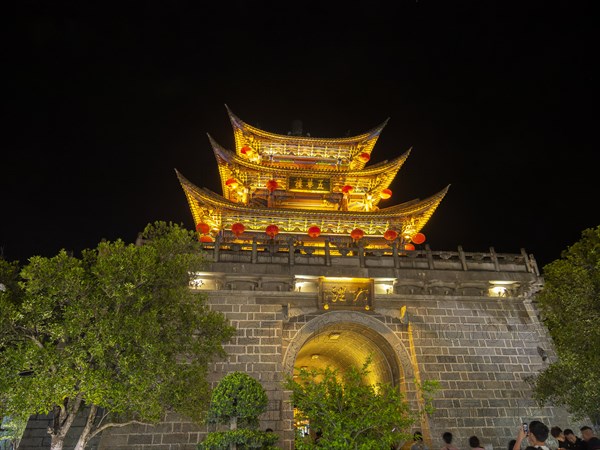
[198, 372, 278, 450]
[530, 225, 600, 425]
[0, 415, 27, 449]
[0, 221, 236, 450]
[283, 358, 439, 450]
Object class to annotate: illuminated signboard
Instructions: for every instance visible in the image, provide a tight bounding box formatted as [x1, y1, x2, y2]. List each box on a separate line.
[318, 277, 373, 311]
[288, 176, 331, 193]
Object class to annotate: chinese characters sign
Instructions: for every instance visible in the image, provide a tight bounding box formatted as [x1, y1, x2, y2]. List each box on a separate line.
[288, 176, 331, 193]
[318, 277, 373, 311]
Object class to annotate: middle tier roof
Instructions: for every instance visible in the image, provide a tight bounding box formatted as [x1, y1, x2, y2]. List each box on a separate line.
[209, 135, 411, 211]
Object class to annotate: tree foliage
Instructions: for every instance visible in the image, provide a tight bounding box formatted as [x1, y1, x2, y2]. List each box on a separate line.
[283, 358, 439, 450]
[530, 225, 600, 425]
[198, 372, 278, 450]
[0, 415, 27, 449]
[0, 221, 236, 450]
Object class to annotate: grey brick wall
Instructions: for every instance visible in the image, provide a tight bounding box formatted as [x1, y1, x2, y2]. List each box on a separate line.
[17, 253, 583, 450]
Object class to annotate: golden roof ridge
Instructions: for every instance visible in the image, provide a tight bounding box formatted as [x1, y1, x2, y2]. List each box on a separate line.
[225, 104, 390, 145]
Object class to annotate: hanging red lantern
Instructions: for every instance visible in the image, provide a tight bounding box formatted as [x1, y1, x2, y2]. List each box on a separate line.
[380, 188, 392, 199]
[240, 145, 252, 155]
[358, 152, 371, 163]
[231, 222, 245, 237]
[341, 185, 354, 194]
[350, 228, 365, 240]
[199, 235, 213, 243]
[404, 243, 415, 251]
[411, 232, 426, 244]
[307, 226, 321, 238]
[196, 222, 210, 234]
[265, 224, 279, 238]
[266, 179, 278, 192]
[383, 229, 398, 241]
[225, 178, 239, 189]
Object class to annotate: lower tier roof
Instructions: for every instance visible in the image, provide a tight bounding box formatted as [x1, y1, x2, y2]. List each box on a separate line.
[176, 169, 450, 240]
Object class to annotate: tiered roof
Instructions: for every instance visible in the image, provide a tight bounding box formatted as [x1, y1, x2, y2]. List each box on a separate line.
[227, 105, 386, 171]
[177, 106, 449, 247]
[208, 135, 410, 211]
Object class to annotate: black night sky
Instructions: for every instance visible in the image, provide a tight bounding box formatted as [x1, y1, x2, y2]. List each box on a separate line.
[3, 1, 596, 270]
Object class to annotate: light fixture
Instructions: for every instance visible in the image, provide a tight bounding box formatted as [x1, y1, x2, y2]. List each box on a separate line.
[489, 286, 507, 297]
[190, 277, 206, 289]
[489, 280, 516, 297]
[311, 354, 320, 360]
[328, 332, 341, 340]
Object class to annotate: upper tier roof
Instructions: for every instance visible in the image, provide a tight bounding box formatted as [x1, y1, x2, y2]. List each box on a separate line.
[226, 105, 389, 171]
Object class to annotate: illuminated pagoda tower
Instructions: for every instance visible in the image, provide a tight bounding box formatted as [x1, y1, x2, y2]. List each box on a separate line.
[176, 105, 449, 255]
[18, 108, 569, 450]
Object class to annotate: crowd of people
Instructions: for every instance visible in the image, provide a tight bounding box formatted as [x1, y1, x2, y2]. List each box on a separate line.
[303, 423, 599, 449]
[510, 421, 600, 450]
[406, 422, 600, 450]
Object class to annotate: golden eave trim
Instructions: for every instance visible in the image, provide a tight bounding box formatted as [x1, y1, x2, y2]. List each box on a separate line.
[225, 104, 389, 146]
[176, 169, 449, 220]
[209, 134, 410, 177]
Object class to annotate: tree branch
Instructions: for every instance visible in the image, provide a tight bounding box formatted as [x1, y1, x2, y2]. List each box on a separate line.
[88, 420, 154, 440]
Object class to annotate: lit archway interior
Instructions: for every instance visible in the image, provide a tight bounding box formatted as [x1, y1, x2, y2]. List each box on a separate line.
[293, 322, 403, 387]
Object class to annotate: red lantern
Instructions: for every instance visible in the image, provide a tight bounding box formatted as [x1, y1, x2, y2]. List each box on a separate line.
[241, 145, 252, 155]
[265, 224, 279, 238]
[358, 152, 370, 163]
[341, 185, 354, 194]
[411, 232, 426, 245]
[380, 188, 392, 199]
[383, 229, 398, 241]
[196, 222, 210, 234]
[199, 235, 213, 243]
[266, 179, 278, 192]
[307, 226, 321, 238]
[225, 178, 239, 189]
[231, 222, 245, 237]
[404, 243, 415, 251]
[350, 228, 365, 240]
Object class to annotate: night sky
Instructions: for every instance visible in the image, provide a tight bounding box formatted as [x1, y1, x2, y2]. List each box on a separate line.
[3, 1, 596, 271]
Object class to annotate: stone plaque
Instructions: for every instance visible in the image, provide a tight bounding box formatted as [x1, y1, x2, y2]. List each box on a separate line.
[318, 277, 373, 311]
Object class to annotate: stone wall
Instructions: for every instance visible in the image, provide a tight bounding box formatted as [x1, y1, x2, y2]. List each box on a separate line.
[98, 287, 569, 450]
[96, 294, 291, 450]
[17, 248, 581, 450]
[399, 296, 570, 450]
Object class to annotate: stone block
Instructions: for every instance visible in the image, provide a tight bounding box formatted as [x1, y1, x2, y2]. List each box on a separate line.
[99, 433, 129, 446]
[127, 434, 153, 445]
[161, 432, 188, 443]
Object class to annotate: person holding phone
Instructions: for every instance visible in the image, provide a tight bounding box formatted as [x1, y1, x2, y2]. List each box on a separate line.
[513, 420, 551, 450]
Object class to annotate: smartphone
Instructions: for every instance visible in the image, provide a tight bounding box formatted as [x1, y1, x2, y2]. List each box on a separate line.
[523, 423, 529, 434]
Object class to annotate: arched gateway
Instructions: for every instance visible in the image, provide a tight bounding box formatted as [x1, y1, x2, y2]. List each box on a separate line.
[282, 311, 415, 387]
[22, 107, 567, 450]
